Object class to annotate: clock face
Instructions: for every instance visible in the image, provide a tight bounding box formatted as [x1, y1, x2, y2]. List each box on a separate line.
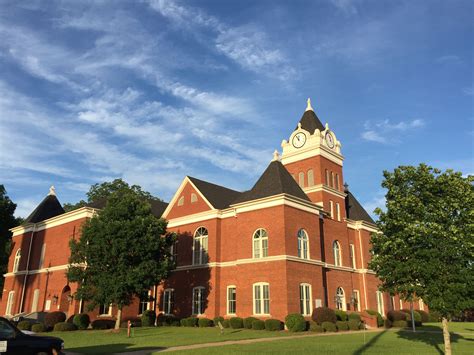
[292, 132, 307, 148]
[325, 133, 335, 148]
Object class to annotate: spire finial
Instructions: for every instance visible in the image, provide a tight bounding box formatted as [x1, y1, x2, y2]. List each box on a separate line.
[48, 185, 56, 196]
[272, 150, 280, 162]
[305, 97, 313, 112]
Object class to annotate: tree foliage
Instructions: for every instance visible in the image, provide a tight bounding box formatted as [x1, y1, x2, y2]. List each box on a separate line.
[67, 185, 175, 328]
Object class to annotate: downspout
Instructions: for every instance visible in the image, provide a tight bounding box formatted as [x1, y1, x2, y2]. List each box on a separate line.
[319, 214, 329, 307]
[357, 228, 368, 310]
[19, 223, 36, 314]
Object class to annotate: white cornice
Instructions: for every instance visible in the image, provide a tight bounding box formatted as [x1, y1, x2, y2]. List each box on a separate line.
[346, 219, 378, 233]
[3, 263, 86, 278]
[304, 184, 347, 199]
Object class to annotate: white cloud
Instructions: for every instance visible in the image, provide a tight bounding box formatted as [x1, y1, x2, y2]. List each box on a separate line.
[330, 0, 358, 16]
[361, 130, 386, 143]
[361, 118, 426, 144]
[435, 55, 462, 65]
[363, 193, 385, 219]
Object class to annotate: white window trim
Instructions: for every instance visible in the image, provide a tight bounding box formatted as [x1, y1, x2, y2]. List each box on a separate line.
[399, 299, 403, 310]
[31, 289, 40, 313]
[329, 200, 334, 219]
[297, 229, 310, 259]
[99, 303, 112, 317]
[419, 299, 425, 311]
[163, 288, 174, 315]
[226, 285, 237, 316]
[177, 196, 184, 206]
[307, 169, 314, 187]
[192, 227, 208, 265]
[353, 290, 361, 311]
[252, 228, 268, 259]
[336, 287, 346, 311]
[253, 282, 270, 316]
[5, 291, 15, 316]
[349, 244, 356, 269]
[336, 203, 341, 221]
[138, 291, 151, 316]
[376, 291, 385, 315]
[298, 172, 305, 188]
[333, 241, 342, 267]
[191, 193, 198, 203]
[299, 283, 312, 316]
[13, 249, 21, 273]
[192, 286, 206, 315]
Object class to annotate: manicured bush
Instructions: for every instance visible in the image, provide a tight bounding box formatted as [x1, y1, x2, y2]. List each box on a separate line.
[335, 310, 348, 321]
[312, 307, 337, 324]
[365, 310, 384, 327]
[309, 321, 324, 333]
[31, 323, 46, 333]
[387, 310, 407, 322]
[91, 319, 115, 330]
[229, 317, 243, 329]
[141, 310, 156, 327]
[73, 313, 90, 330]
[336, 321, 349, 331]
[265, 319, 282, 331]
[198, 318, 213, 327]
[429, 311, 441, 322]
[213, 316, 224, 327]
[180, 317, 198, 327]
[322, 321, 337, 332]
[243, 317, 258, 329]
[401, 309, 422, 326]
[53, 322, 77, 331]
[348, 319, 361, 331]
[418, 310, 430, 323]
[252, 320, 265, 330]
[44, 311, 66, 330]
[17, 320, 33, 331]
[392, 320, 408, 328]
[384, 318, 392, 328]
[222, 319, 230, 328]
[66, 315, 75, 323]
[157, 314, 177, 327]
[348, 313, 361, 321]
[285, 313, 306, 332]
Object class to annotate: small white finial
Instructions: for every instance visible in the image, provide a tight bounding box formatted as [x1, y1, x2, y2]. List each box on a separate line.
[305, 97, 314, 112]
[272, 150, 280, 162]
[48, 185, 56, 196]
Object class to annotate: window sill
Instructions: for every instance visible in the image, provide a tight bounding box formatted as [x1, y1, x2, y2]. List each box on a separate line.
[253, 314, 271, 317]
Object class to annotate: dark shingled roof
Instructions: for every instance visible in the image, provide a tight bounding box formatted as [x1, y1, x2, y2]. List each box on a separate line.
[345, 191, 375, 224]
[87, 198, 169, 218]
[296, 109, 325, 134]
[24, 195, 65, 224]
[188, 176, 242, 209]
[232, 160, 310, 204]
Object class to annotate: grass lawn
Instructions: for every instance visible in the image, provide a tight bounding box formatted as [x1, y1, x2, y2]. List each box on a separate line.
[46, 322, 473, 354]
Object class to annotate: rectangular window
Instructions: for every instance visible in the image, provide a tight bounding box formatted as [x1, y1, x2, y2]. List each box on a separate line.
[253, 283, 270, 315]
[330, 200, 334, 219]
[163, 289, 174, 315]
[299, 284, 311, 316]
[31, 289, 40, 313]
[349, 244, 356, 269]
[336, 174, 340, 190]
[399, 299, 403, 310]
[227, 286, 236, 315]
[6, 291, 15, 316]
[336, 203, 341, 221]
[138, 296, 149, 315]
[331, 172, 335, 188]
[192, 287, 205, 315]
[391, 296, 396, 311]
[298, 172, 305, 188]
[376, 291, 385, 316]
[307, 170, 314, 186]
[325, 169, 329, 185]
[170, 241, 178, 265]
[39, 244, 46, 269]
[99, 304, 111, 315]
[353, 290, 361, 311]
[419, 299, 425, 311]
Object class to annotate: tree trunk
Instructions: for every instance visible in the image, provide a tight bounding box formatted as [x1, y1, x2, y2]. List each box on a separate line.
[442, 317, 451, 355]
[115, 307, 122, 330]
[410, 301, 416, 332]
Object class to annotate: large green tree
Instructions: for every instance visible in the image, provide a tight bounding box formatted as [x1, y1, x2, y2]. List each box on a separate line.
[369, 164, 473, 355]
[67, 184, 175, 329]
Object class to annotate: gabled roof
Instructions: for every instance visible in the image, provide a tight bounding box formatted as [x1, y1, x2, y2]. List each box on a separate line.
[24, 194, 65, 224]
[187, 176, 242, 209]
[87, 198, 168, 218]
[345, 191, 375, 224]
[296, 109, 325, 134]
[233, 160, 310, 204]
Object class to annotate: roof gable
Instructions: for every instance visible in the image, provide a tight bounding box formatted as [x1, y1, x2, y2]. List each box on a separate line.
[24, 194, 65, 224]
[187, 176, 241, 209]
[345, 191, 375, 224]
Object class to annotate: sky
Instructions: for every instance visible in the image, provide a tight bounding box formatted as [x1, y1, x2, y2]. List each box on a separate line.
[0, 0, 473, 218]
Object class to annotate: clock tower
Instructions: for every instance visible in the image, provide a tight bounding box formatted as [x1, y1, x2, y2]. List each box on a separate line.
[281, 99, 346, 219]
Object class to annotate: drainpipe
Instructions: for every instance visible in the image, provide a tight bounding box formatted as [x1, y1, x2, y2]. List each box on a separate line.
[19, 223, 36, 314]
[319, 214, 329, 307]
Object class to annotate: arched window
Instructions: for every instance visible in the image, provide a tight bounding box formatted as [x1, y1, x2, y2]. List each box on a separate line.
[297, 229, 309, 259]
[333, 241, 342, 266]
[298, 172, 305, 188]
[6, 291, 15, 316]
[191, 193, 198, 203]
[307, 169, 314, 186]
[193, 227, 208, 265]
[13, 249, 21, 273]
[335, 287, 346, 311]
[177, 196, 184, 206]
[253, 229, 268, 258]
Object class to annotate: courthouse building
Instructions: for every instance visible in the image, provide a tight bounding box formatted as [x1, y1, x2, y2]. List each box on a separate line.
[1, 100, 425, 321]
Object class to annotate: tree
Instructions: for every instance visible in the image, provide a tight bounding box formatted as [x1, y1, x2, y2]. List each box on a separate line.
[0, 185, 22, 294]
[369, 164, 473, 355]
[63, 179, 161, 212]
[67, 185, 175, 329]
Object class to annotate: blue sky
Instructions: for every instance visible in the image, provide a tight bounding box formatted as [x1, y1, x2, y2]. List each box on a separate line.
[0, 0, 472, 218]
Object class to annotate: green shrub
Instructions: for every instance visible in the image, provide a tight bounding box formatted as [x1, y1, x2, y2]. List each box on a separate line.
[336, 321, 349, 331]
[312, 307, 337, 324]
[365, 310, 383, 327]
[348, 313, 361, 321]
[285, 313, 306, 332]
[429, 311, 441, 322]
[392, 320, 408, 328]
[213, 316, 224, 327]
[141, 310, 156, 327]
[252, 320, 265, 330]
[73, 314, 90, 330]
[157, 314, 177, 327]
[180, 317, 198, 327]
[401, 309, 422, 326]
[384, 318, 392, 328]
[265, 319, 282, 331]
[31, 323, 46, 333]
[53, 322, 77, 331]
[66, 315, 75, 324]
[243, 317, 258, 329]
[91, 319, 115, 330]
[309, 321, 324, 332]
[348, 319, 360, 331]
[229, 317, 243, 329]
[198, 318, 213, 327]
[17, 320, 33, 331]
[222, 319, 230, 328]
[418, 310, 430, 323]
[322, 321, 337, 332]
[44, 311, 66, 330]
[387, 310, 407, 322]
[335, 310, 348, 321]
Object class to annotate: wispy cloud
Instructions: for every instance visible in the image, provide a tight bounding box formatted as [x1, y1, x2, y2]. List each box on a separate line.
[330, 0, 358, 16]
[435, 55, 462, 65]
[361, 119, 425, 143]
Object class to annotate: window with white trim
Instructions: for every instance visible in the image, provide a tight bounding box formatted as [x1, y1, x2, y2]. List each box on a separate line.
[253, 229, 268, 258]
[191, 193, 198, 203]
[39, 244, 46, 269]
[5, 291, 15, 316]
[331, 172, 335, 188]
[13, 249, 21, 273]
[99, 304, 112, 316]
[177, 196, 184, 206]
[298, 172, 305, 188]
[307, 169, 314, 186]
[390, 296, 396, 310]
[336, 287, 346, 311]
[336, 202, 341, 221]
[297, 229, 309, 259]
[376, 291, 385, 315]
[193, 227, 208, 265]
[227, 286, 236, 315]
[170, 240, 178, 264]
[138, 296, 149, 315]
[333, 241, 342, 266]
[31, 289, 40, 313]
[253, 283, 270, 315]
[353, 290, 361, 311]
[349, 244, 356, 269]
[336, 174, 340, 190]
[325, 169, 330, 186]
[163, 289, 174, 315]
[192, 287, 205, 315]
[299, 283, 312, 316]
[329, 200, 334, 218]
[419, 299, 425, 311]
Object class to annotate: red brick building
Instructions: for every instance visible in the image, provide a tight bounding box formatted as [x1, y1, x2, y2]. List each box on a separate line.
[1, 100, 426, 321]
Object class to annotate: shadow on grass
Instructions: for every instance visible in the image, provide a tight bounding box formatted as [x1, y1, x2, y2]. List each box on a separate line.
[67, 344, 165, 354]
[352, 329, 388, 355]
